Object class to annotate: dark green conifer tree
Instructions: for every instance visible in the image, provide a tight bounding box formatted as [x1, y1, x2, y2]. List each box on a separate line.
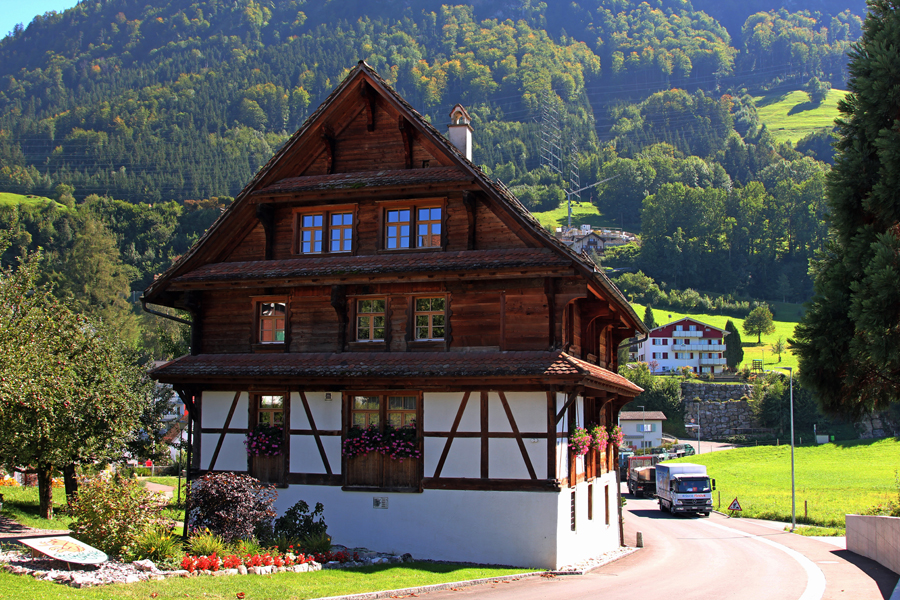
[724, 320, 744, 371]
[792, 0, 900, 417]
[643, 305, 657, 329]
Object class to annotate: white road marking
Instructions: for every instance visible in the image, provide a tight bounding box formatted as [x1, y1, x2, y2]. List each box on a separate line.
[701, 520, 826, 600]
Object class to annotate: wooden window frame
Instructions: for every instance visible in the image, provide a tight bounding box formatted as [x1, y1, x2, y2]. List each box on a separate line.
[251, 295, 289, 352]
[342, 390, 424, 492]
[412, 296, 446, 341]
[353, 297, 388, 344]
[291, 204, 358, 256]
[248, 392, 290, 487]
[376, 198, 447, 253]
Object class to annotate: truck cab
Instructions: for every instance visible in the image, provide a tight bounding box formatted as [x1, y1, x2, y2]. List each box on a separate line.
[656, 463, 715, 516]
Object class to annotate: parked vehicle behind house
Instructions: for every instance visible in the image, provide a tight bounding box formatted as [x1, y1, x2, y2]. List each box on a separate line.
[628, 466, 656, 497]
[656, 463, 715, 516]
[626, 455, 659, 497]
[618, 450, 634, 481]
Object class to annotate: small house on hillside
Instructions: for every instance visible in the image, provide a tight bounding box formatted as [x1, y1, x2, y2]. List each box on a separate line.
[618, 411, 667, 450]
[143, 62, 647, 569]
[634, 318, 728, 375]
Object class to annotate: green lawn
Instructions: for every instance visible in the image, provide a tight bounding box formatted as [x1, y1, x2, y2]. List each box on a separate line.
[0, 561, 535, 599]
[633, 303, 803, 371]
[753, 88, 847, 144]
[0, 485, 72, 531]
[531, 200, 622, 231]
[666, 438, 900, 530]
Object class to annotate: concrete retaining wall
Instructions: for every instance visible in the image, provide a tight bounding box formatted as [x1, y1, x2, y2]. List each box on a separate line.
[846, 514, 900, 575]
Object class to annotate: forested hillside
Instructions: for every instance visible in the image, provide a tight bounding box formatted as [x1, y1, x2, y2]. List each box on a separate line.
[0, 0, 866, 357]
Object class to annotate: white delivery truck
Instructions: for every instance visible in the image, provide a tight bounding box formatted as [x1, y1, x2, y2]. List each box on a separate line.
[656, 463, 715, 516]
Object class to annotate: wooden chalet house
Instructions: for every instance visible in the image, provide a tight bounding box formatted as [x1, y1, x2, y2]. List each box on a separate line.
[144, 62, 647, 569]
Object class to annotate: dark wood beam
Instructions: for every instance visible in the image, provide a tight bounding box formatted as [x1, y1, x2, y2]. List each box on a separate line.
[300, 391, 332, 475]
[321, 125, 335, 174]
[498, 391, 537, 480]
[207, 391, 241, 472]
[255, 203, 275, 261]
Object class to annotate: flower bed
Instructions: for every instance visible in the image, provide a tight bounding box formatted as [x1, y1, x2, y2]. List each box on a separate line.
[0, 545, 409, 588]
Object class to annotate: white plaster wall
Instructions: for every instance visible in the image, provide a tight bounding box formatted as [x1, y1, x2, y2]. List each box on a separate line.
[846, 514, 900, 575]
[487, 393, 512, 432]
[555, 472, 619, 567]
[427, 437, 480, 478]
[272, 486, 562, 568]
[200, 392, 249, 472]
[293, 392, 341, 431]
[200, 433, 248, 472]
[422, 392, 467, 430]
[489, 438, 530, 479]
[290, 435, 326, 473]
[201, 392, 248, 428]
[502, 392, 546, 432]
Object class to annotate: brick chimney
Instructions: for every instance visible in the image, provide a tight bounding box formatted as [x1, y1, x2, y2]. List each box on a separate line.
[447, 104, 473, 161]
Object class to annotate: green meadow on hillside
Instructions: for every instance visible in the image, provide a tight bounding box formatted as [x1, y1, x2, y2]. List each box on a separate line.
[532, 201, 620, 232]
[632, 303, 803, 371]
[0, 192, 67, 210]
[753, 88, 847, 144]
[666, 439, 900, 529]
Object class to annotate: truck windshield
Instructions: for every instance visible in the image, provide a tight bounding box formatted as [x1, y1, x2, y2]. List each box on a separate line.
[674, 478, 710, 493]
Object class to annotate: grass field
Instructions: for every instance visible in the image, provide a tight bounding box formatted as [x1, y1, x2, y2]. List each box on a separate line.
[0, 562, 536, 600]
[0, 192, 68, 211]
[666, 438, 900, 530]
[753, 88, 847, 144]
[633, 302, 804, 371]
[531, 200, 623, 231]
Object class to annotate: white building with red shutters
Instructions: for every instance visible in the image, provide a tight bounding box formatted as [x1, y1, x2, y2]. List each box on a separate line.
[634, 318, 728, 375]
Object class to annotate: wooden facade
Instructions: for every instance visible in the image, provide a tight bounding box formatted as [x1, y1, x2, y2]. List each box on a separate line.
[145, 62, 647, 569]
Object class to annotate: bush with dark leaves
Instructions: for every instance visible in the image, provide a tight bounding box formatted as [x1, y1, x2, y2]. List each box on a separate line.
[272, 499, 328, 542]
[188, 473, 276, 542]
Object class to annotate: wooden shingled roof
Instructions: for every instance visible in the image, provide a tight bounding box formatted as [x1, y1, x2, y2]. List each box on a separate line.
[150, 351, 644, 396]
[142, 61, 646, 335]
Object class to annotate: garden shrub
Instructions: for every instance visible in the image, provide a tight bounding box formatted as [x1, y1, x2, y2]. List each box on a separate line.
[126, 526, 183, 569]
[68, 474, 167, 557]
[187, 530, 228, 557]
[298, 531, 333, 555]
[272, 500, 328, 542]
[188, 473, 276, 542]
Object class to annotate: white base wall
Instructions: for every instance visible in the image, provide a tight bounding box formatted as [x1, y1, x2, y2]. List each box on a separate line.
[272, 471, 620, 570]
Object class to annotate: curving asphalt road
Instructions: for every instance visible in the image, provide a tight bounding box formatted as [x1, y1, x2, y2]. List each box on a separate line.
[413, 485, 897, 600]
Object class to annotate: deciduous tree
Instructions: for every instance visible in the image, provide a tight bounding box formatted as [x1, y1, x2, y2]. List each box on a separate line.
[0, 236, 146, 518]
[743, 305, 775, 343]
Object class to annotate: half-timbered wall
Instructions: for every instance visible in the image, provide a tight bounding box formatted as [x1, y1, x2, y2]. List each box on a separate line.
[199, 391, 250, 473]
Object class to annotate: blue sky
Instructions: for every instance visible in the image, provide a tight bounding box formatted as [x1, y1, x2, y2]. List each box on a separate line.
[0, 0, 81, 39]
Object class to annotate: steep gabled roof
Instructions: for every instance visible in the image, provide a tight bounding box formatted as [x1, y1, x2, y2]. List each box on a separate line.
[142, 61, 645, 334]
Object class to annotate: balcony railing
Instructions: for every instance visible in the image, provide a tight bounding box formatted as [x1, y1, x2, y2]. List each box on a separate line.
[673, 343, 724, 351]
[672, 330, 704, 337]
[699, 357, 727, 365]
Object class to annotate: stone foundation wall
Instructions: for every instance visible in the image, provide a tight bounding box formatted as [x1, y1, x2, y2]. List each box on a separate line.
[681, 383, 759, 438]
[681, 382, 752, 403]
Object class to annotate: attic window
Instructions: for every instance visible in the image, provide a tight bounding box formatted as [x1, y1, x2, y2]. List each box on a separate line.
[293, 205, 356, 255]
[381, 199, 445, 251]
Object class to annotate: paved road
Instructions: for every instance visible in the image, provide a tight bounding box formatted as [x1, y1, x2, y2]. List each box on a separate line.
[415, 486, 897, 600]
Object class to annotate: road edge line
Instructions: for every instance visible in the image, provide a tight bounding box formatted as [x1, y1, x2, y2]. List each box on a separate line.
[701, 520, 826, 600]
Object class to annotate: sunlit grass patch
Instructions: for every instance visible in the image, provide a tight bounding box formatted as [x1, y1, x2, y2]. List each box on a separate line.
[668, 439, 900, 528]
